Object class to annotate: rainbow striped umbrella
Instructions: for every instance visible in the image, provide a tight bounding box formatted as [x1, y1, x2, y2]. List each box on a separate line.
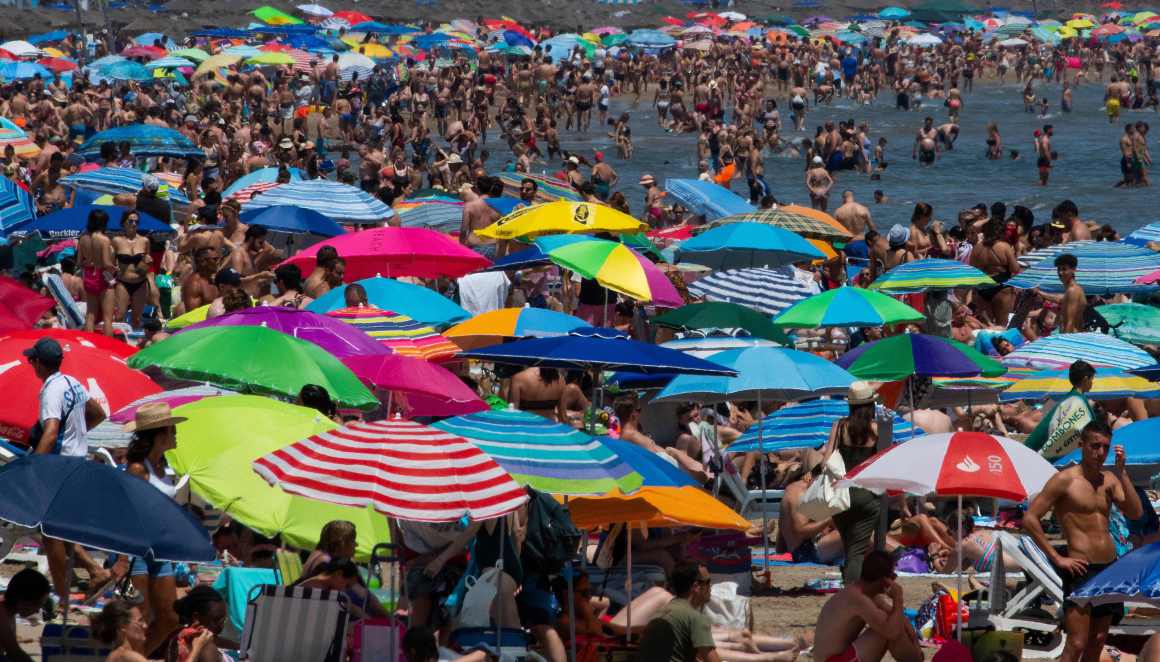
[534, 235, 682, 307]
[326, 306, 459, 361]
[725, 399, 922, 454]
[1000, 367, 1160, 402]
[868, 258, 996, 294]
[496, 172, 580, 202]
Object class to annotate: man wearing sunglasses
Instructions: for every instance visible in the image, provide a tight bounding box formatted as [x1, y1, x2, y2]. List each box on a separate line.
[638, 562, 718, 662]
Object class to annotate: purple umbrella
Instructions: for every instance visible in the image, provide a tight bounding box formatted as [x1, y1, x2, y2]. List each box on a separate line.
[802, 15, 833, 25]
[179, 307, 388, 358]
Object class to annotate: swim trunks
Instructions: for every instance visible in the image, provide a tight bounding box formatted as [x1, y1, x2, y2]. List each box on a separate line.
[826, 644, 860, 662]
[1058, 560, 1121, 619]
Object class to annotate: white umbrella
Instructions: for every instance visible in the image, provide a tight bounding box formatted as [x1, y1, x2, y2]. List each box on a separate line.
[1005, 15, 1032, 25]
[296, 3, 333, 17]
[0, 40, 41, 57]
[336, 51, 375, 82]
[999, 37, 1029, 47]
[908, 33, 943, 46]
[718, 11, 747, 21]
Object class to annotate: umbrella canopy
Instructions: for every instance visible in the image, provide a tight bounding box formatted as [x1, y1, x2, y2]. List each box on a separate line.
[842, 431, 1057, 501]
[655, 346, 855, 403]
[340, 353, 485, 416]
[78, 124, 202, 159]
[59, 167, 191, 205]
[252, 5, 305, 24]
[496, 172, 580, 202]
[101, 60, 153, 81]
[1009, 241, 1160, 295]
[0, 276, 54, 332]
[709, 208, 852, 242]
[221, 166, 302, 199]
[432, 409, 642, 495]
[168, 47, 210, 61]
[297, 2, 333, 16]
[868, 258, 996, 294]
[147, 56, 196, 69]
[444, 308, 590, 350]
[567, 486, 749, 530]
[0, 328, 135, 358]
[180, 306, 386, 359]
[879, 6, 911, 18]
[1098, 303, 1160, 345]
[1053, 418, 1160, 471]
[476, 201, 646, 240]
[837, 334, 1006, 381]
[534, 235, 682, 307]
[241, 179, 392, 223]
[1071, 541, 1160, 607]
[282, 227, 491, 281]
[128, 326, 377, 408]
[653, 302, 787, 342]
[0, 177, 35, 233]
[238, 205, 344, 237]
[1123, 221, 1160, 247]
[396, 199, 463, 233]
[1002, 332, 1154, 371]
[326, 306, 459, 361]
[253, 419, 530, 522]
[688, 266, 818, 316]
[0, 117, 39, 159]
[663, 179, 755, 221]
[0, 455, 213, 561]
[773, 287, 925, 328]
[675, 222, 823, 269]
[305, 277, 469, 327]
[11, 204, 169, 239]
[1000, 367, 1160, 402]
[170, 396, 389, 558]
[725, 399, 922, 454]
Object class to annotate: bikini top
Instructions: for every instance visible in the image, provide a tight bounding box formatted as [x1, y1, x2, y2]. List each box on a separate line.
[116, 252, 145, 266]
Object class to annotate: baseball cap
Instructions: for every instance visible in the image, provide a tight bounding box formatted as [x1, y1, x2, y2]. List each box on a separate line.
[214, 268, 242, 287]
[23, 337, 63, 364]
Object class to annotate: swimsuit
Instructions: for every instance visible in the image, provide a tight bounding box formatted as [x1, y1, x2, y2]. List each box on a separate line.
[1058, 560, 1121, 619]
[82, 265, 113, 296]
[826, 645, 860, 662]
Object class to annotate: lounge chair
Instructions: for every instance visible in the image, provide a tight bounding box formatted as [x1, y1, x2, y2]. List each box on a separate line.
[41, 623, 112, 661]
[968, 532, 1064, 659]
[239, 584, 349, 662]
[717, 466, 784, 520]
[41, 272, 84, 330]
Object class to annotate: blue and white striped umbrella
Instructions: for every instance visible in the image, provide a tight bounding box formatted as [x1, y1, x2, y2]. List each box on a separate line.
[60, 168, 191, 205]
[336, 52, 375, 82]
[241, 179, 391, 223]
[148, 56, 196, 69]
[78, 125, 202, 160]
[222, 45, 262, 57]
[663, 179, 754, 221]
[1008, 240, 1160, 295]
[0, 177, 36, 234]
[1003, 332, 1155, 371]
[1124, 223, 1160, 248]
[725, 399, 922, 454]
[397, 199, 463, 233]
[220, 166, 304, 199]
[688, 266, 819, 316]
[100, 60, 153, 82]
[626, 29, 678, 48]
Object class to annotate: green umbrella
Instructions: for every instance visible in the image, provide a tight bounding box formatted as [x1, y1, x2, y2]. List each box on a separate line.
[1098, 303, 1160, 346]
[602, 33, 629, 46]
[128, 326, 378, 408]
[169, 395, 389, 559]
[773, 287, 925, 329]
[836, 333, 1006, 382]
[654, 302, 788, 343]
[168, 47, 210, 62]
[620, 232, 666, 262]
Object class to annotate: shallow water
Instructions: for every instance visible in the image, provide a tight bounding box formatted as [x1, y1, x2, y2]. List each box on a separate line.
[519, 79, 1160, 236]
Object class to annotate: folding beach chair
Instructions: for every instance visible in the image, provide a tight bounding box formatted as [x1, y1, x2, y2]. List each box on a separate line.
[41, 623, 112, 661]
[239, 584, 350, 661]
[968, 532, 1064, 659]
[717, 467, 784, 520]
[42, 272, 85, 330]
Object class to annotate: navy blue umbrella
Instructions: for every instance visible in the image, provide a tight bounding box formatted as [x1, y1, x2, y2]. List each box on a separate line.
[10, 205, 170, 239]
[0, 455, 214, 561]
[484, 244, 550, 272]
[239, 205, 345, 237]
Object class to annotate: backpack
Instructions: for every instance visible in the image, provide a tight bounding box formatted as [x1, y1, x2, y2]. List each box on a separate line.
[521, 489, 581, 575]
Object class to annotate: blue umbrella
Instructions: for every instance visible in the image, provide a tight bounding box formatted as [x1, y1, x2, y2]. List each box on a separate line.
[675, 222, 824, 269]
[148, 56, 196, 69]
[190, 27, 250, 38]
[412, 33, 453, 50]
[10, 204, 169, 238]
[305, 276, 470, 327]
[79, 125, 202, 159]
[1009, 240, 1160, 296]
[221, 166, 304, 199]
[59, 167, 191, 205]
[350, 21, 420, 35]
[0, 62, 52, 81]
[654, 346, 855, 403]
[241, 180, 391, 223]
[663, 179, 755, 221]
[27, 30, 70, 44]
[626, 29, 678, 48]
[599, 437, 696, 487]
[1053, 418, 1160, 469]
[878, 6, 911, 19]
[239, 205, 344, 236]
[1071, 541, 1160, 606]
[0, 455, 214, 561]
[687, 266, 818, 316]
[0, 177, 36, 234]
[100, 60, 154, 81]
[504, 30, 536, 48]
[396, 200, 463, 233]
[725, 399, 922, 454]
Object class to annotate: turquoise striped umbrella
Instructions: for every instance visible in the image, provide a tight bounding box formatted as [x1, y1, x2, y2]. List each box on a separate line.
[868, 258, 996, 294]
[1003, 332, 1155, 371]
[432, 409, 643, 495]
[1008, 240, 1160, 296]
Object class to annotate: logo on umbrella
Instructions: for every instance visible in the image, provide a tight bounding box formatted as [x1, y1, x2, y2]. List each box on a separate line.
[955, 456, 981, 473]
[573, 204, 591, 225]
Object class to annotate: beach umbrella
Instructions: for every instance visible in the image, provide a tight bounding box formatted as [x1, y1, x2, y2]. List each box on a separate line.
[88, 385, 238, 449]
[239, 205, 343, 237]
[1009, 241, 1160, 295]
[496, 172, 580, 202]
[0, 455, 213, 561]
[772, 287, 925, 329]
[11, 204, 168, 239]
[127, 326, 377, 408]
[253, 419, 529, 522]
[687, 266, 819, 316]
[59, 167, 191, 205]
[169, 396, 389, 558]
[1071, 541, 1160, 607]
[247, 51, 295, 66]
[1053, 418, 1160, 479]
[78, 125, 201, 159]
[179, 306, 386, 359]
[533, 235, 682, 307]
[476, 201, 646, 241]
[663, 179, 755, 222]
[336, 51, 374, 81]
[1097, 303, 1160, 345]
[36, 57, 77, 73]
[908, 33, 943, 46]
[326, 306, 459, 361]
[281, 227, 491, 281]
[252, 5, 304, 25]
[193, 53, 243, 80]
[565, 484, 749, 530]
[306, 277, 469, 327]
[220, 166, 303, 199]
[709, 207, 852, 243]
[0, 328, 135, 358]
[1000, 367, 1160, 402]
[0, 40, 41, 57]
[1003, 332, 1154, 371]
[340, 353, 485, 417]
[626, 29, 677, 48]
[725, 399, 922, 454]
[432, 409, 642, 496]
[121, 44, 166, 59]
[654, 346, 855, 403]
[868, 258, 996, 294]
[675, 222, 824, 269]
[241, 179, 391, 223]
[0, 334, 161, 444]
[444, 308, 590, 350]
[0, 117, 39, 159]
[0, 178, 35, 234]
[0, 61, 51, 82]
[879, 6, 911, 18]
[0, 276, 55, 332]
[1123, 222, 1160, 247]
[147, 56, 195, 69]
[395, 199, 463, 233]
[168, 47, 210, 62]
[998, 37, 1029, 46]
[653, 302, 786, 342]
[837, 333, 1006, 382]
[296, 3, 333, 17]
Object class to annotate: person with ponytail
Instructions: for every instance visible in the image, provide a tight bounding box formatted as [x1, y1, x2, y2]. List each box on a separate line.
[167, 586, 229, 662]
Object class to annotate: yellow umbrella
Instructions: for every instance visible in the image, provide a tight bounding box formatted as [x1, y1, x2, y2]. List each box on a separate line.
[1066, 18, 1094, 29]
[1058, 26, 1079, 38]
[1133, 11, 1158, 24]
[354, 43, 395, 59]
[167, 304, 210, 330]
[476, 201, 647, 240]
[41, 46, 65, 58]
[565, 487, 751, 530]
[194, 53, 242, 79]
[247, 51, 294, 66]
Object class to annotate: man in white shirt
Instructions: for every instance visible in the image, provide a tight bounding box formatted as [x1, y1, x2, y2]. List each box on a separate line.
[457, 272, 510, 315]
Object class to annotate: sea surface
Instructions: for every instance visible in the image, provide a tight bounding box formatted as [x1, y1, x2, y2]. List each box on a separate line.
[519, 79, 1159, 236]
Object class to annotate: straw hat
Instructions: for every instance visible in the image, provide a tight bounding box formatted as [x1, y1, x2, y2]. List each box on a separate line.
[123, 402, 187, 433]
[847, 381, 878, 406]
[638, 174, 655, 186]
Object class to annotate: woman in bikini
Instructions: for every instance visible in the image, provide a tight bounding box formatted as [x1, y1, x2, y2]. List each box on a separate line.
[78, 208, 116, 336]
[113, 210, 152, 330]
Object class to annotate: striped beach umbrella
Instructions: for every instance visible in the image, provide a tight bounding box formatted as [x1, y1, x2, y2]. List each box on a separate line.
[773, 287, 925, 329]
[326, 306, 459, 361]
[1124, 222, 1160, 247]
[252, 419, 529, 522]
[60, 167, 191, 205]
[709, 207, 852, 242]
[221, 166, 303, 200]
[0, 117, 39, 159]
[675, 222, 824, 270]
[496, 172, 580, 202]
[724, 399, 922, 454]
[306, 277, 469, 327]
[78, 124, 202, 159]
[0, 177, 35, 233]
[687, 266, 819, 316]
[148, 56, 196, 69]
[396, 198, 464, 233]
[241, 179, 391, 223]
[1003, 332, 1155, 371]
[868, 258, 996, 294]
[336, 51, 374, 81]
[432, 409, 643, 495]
[1000, 367, 1160, 402]
[1009, 240, 1160, 295]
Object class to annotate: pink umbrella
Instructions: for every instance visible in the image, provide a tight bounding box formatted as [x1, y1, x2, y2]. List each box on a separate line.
[1137, 267, 1160, 285]
[281, 227, 492, 281]
[342, 353, 487, 417]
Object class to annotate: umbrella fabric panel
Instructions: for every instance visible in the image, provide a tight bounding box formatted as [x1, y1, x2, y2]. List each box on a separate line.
[663, 179, 755, 221]
[725, 399, 921, 453]
[60, 168, 191, 205]
[687, 267, 819, 316]
[1003, 332, 1154, 370]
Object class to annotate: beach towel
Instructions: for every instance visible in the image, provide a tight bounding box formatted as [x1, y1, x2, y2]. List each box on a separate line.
[212, 566, 277, 634]
[1024, 388, 1094, 460]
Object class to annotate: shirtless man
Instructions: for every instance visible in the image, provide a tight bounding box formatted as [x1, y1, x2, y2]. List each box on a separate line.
[912, 116, 938, 165]
[303, 245, 343, 299]
[1041, 253, 1087, 334]
[1024, 421, 1142, 662]
[813, 551, 922, 662]
[833, 190, 874, 238]
[459, 178, 501, 258]
[1117, 124, 1137, 187]
[1036, 125, 1055, 186]
[805, 156, 834, 212]
[180, 247, 220, 314]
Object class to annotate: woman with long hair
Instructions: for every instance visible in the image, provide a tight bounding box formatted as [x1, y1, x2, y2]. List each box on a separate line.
[78, 208, 116, 336]
[112, 210, 152, 330]
[820, 382, 881, 582]
[92, 600, 211, 662]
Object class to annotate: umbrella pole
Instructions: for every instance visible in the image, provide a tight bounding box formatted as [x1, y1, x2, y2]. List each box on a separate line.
[909, 378, 916, 440]
[758, 393, 770, 588]
[602, 288, 609, 328]
[625, 524, 633, 644]
[497, 516, 505, 655]
[956, 493, 964, 642]
[566, 499, 577, 662]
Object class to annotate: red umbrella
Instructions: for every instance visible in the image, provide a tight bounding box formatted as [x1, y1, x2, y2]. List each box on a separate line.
[280, 227, 491, 281]
[341, 353, 486, 416]
[333, 10, 372, 24]
[0, 336, 161, 443]
[121, 45, 166, 60]
[0, 329, 136, 358]
[37, 57, 78, 73]
[0, 276, 54, 332]
[662, 16, 684, 25]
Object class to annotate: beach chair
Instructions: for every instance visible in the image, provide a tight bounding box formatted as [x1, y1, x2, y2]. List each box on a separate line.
[968, 532, 1064, 659]
[41, 272, 85, 329]
[41, 623, 112, 661]
[238, 584, 350, 662]
[718, 467, 784, 520]
[274, 549, 303, 586]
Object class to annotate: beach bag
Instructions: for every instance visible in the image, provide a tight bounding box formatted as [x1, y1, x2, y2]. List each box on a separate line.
[798, 451, 850, 522]
[457, 566, 502, 629]
[893, 547, 930, 574]
[522, 488, 581, 575]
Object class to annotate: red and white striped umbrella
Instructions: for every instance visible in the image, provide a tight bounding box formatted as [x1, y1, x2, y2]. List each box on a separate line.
[841, 431, 1057, 502]
[225, 181, 282, 204]
[252, 419, 528, 522]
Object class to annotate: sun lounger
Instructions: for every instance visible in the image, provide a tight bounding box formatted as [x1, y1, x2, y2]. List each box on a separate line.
[42, 272, 84, 330]
[718, 468, 784, 520]
[239, 584, 350, 662]
[968, 532, 1063, 659]
[41, 623, 112, 661]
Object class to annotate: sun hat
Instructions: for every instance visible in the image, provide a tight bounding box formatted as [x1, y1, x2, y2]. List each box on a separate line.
[278, 137, 293, 149]
[123, 402, 187, 433]
[847, 381, 878, 405]
[887, 224, 910, 248]
[639, 174, 655, 186]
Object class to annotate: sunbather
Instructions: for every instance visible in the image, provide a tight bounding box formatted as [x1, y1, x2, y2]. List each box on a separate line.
[93, 600, 212, 662]
[0, 569, 51, 662]
[813, 551, 922, 662]
[776, 453, 843, 564]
